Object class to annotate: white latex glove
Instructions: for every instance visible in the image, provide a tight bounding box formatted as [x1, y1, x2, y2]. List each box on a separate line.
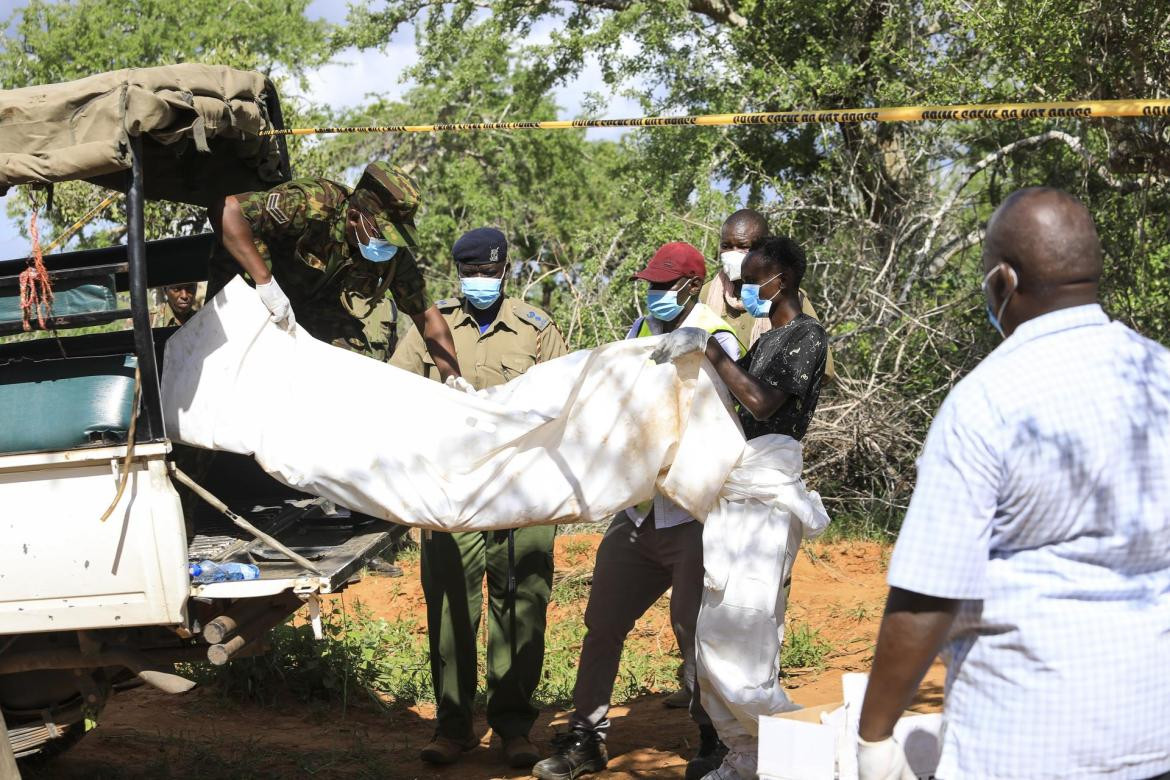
[256, 278, 295, 331]
[445, 375, 478, 395]
[649, 326, 710, 365]
[857, 735, 917, 780]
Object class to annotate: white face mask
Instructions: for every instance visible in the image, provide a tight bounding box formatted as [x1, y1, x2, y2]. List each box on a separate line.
[720, 250, 747, 281]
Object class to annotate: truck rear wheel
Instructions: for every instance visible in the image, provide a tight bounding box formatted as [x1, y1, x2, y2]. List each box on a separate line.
[1, 667, 107, 764]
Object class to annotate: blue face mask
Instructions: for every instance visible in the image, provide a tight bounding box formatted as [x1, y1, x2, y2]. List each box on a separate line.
[740, 272, 782, 318]
[461, 276, 503, 310]
[647, 289, 687, 322]
[355, 215, 400, 263]
[359, 238, 398, 263]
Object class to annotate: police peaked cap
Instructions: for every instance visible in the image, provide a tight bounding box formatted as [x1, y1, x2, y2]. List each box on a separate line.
[452, 227, 508, 265]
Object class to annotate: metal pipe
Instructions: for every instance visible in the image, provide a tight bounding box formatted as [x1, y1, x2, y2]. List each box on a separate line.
[171, 466, 324, 575]
[202, 596, 280, 644]
[202, 615, 241, 646]
[206, 635, 248, 667]
[126, 135, 164, 440]
[206, 595, 300, 666]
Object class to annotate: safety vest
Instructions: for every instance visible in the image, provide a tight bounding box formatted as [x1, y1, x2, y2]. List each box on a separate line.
[628, 303, 744, 526]
[637, 302, 746, 355]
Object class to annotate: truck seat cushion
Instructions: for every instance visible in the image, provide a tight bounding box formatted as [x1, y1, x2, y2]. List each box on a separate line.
[0, 354, 136, 454]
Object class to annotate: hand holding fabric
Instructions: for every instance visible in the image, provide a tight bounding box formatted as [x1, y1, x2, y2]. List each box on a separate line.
[649, 327, 710, 365]
[255, 278, 295, 332]
[857, 736, 916, 780]
[445, 375, 478, 395]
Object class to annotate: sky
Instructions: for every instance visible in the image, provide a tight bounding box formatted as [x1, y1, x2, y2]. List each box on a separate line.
[0, 0, 642, 260]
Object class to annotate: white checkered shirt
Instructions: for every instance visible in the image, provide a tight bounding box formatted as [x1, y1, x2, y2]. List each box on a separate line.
[888, 304, 1170, 780]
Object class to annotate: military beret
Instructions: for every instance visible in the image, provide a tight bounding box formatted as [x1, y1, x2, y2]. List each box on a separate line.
[452, 227, 508, 265]
[351, 161, 420, 247]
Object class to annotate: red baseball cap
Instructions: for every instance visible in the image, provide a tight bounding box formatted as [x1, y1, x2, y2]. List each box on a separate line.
[631, 242, 708, 283]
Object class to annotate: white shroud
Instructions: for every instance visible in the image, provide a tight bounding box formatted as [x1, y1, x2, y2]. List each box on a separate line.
[162, 276, 748, 531]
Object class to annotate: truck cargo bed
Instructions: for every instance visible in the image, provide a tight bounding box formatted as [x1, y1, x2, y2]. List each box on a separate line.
[187, 499, 395, 598]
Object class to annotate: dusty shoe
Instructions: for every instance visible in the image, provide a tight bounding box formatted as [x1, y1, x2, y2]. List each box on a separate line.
[663, 687, 692, 709]
[502, 735, 540, 768]
[419, 732, 478, 764]
[531, 727, 608, 780]
[686, 726, 729, 780]
[366, 557, 404, 577]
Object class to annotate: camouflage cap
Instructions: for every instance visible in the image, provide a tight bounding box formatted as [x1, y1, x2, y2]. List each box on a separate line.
[351, 161, 420, 247]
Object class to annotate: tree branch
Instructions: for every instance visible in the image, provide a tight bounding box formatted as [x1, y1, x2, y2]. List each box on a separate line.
[564, 0, 746, 27]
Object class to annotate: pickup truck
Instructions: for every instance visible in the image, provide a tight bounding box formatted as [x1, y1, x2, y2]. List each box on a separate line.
[0, 65, 393, 769]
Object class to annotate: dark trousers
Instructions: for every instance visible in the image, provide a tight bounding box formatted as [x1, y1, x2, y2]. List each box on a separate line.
[421, 526, 555, 740]
[569, 513, 711, 737]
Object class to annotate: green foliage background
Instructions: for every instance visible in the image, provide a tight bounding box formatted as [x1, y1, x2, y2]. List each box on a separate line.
[3, 0, 1168, 533]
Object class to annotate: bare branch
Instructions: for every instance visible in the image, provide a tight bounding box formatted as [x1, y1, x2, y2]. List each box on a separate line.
[564, 0, 747, 27]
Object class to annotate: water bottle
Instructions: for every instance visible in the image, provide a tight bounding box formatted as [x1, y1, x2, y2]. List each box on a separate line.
[189, 560, 260, 583]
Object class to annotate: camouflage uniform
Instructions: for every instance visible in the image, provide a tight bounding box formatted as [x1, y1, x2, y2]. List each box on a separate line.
[210, 163, 426, 361]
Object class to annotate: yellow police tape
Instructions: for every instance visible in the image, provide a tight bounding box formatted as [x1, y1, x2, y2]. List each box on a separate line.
[42, 192, 120, 253]
[262, 99, 1170, 136]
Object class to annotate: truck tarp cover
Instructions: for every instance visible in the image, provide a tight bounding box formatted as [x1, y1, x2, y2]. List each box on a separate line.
[0, 64, 285, 205]
[161, 277, 831, 537]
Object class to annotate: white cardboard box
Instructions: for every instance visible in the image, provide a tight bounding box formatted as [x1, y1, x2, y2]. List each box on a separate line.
[758, 674, 941, 780]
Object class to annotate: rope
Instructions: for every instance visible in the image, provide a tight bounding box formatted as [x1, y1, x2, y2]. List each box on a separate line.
[261, 98, 1170, 137]
[19, 211, 53, 331]
[99, 367, 141, 523]
[17, 191, 120, 332]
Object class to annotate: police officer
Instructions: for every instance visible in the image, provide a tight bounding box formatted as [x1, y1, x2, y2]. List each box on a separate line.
[153, 282, 201, 327]
[391, 227, 568, 769]
[213, 161, 460, 374]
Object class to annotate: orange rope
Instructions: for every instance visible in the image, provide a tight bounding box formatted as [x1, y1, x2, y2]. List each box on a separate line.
[19, 210, 54, 331]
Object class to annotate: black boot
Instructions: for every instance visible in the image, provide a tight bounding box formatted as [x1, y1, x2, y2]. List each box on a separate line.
[531, 727, 608, 780]
[685, 725, 728, 780]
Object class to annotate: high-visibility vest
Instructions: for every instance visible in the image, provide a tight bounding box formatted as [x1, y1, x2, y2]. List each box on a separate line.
[637, 302, 746, 356]
[628, 303, 744, 526]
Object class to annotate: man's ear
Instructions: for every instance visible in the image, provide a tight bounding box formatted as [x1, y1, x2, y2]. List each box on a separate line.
[688, 276, 703, 295]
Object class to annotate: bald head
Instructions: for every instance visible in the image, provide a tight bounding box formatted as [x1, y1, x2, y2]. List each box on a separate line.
[721, 208, 770, 252]
[982, 187, 1102, 335]
[983, 187, 1102, 288]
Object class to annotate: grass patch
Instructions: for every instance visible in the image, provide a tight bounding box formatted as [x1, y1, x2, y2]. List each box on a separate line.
[189, 589, 682, 714]
[390, 542, 421, 566]
[184, 600, 432, 709]
[814, 496, 906, 542]
[534, 614, 679, 707]
[781, 622, 833, 670]
[562, 537, 593, 559]
[550, 569, 591, 604]
[846, 603, 874, 622]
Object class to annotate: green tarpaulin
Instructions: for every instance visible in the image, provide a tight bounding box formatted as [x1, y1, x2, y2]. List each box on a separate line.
[0, 64, 287, 205]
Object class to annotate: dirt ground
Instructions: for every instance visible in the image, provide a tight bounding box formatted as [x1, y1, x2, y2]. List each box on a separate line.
[40, 536, 945, 779]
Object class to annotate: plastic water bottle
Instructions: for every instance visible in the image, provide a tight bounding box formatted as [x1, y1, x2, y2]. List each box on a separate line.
[189, 560, 260, 583]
